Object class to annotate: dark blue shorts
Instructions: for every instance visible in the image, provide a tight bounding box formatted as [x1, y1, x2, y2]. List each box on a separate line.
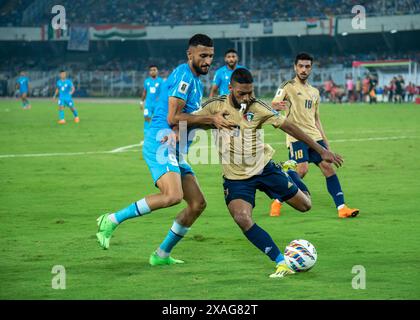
[223, 161, 299, 208]
[289, 140, 327, 165]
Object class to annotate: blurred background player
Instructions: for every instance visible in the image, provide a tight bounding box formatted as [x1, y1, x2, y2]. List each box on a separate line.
[140, 65, 163, 136]
[15, 71, 31, 109]
[209, 48, 244, 97]
[271, 52, 359, 219]
[195, 68, 343, 278]
[53, 70, 79, 124]
[96, 34, 234, 266]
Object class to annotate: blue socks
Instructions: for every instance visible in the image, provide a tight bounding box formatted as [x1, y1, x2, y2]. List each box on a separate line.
[287, 170, 310, 194]
[244, 223, 284, 264]
[326, 174, 345, 208]
[157, 221, 190, 257]
[71, 108, 78, 117]
[111, 198, 151, 224]
[59, 109, 65, 120]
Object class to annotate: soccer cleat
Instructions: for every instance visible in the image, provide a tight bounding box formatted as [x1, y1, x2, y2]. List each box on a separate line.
[58, 119, 66, 124]
[74, 117, 80, 123]
[269, 262, 295, 278]
[270, 199, 282, 217]
[96, 213, 118, 249]
[282, 159, 298, 172]
[149, 252, 184, 266]
[338, 205, 360, 218]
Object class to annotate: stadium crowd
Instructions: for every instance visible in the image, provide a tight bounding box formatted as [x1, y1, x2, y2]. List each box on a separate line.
[1, 0, 420, 26]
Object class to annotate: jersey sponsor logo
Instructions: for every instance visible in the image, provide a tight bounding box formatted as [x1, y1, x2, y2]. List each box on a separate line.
[178, 81, 189, 94]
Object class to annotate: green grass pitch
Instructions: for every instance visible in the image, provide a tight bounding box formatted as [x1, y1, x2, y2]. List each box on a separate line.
[0, 98, 419, 300]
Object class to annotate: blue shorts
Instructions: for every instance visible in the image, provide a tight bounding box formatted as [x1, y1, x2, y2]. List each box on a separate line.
[223, 161, 299, 208]
[58, 98, 74, 108]
[19, 90, 28, 96]
[289, 140, 327, 165]
[143, 128, 194, 185]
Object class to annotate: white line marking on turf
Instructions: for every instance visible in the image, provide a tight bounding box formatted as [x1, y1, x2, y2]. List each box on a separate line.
[0, 136, 418, 159]
[110, 141, 143, 153]
[0, 141, 143, 159]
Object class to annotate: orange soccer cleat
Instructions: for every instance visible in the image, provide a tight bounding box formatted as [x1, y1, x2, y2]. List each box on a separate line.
[58, 119, 66, 124]
[270, 199, 282, 217]
[74, 117, 80, 123]
[338, 205, 360, 218]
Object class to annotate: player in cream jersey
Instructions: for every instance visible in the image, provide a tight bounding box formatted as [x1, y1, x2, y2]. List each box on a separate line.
[195, 68, 343, 278]
[271, 52, 359, 219]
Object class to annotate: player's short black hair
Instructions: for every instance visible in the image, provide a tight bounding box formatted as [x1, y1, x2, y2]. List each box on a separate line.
[225, 48, 238, 56]
[231, 68, 253, 84]
[59, 70, 66, 73]
[148, 64, 158, 69]
[294, 52, 313, 65]
[188, 34, 213, 47]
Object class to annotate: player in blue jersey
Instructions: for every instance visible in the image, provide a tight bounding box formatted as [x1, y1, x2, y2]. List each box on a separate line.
[15, 71, 31, 109]
[53, 70, 79, 124]
[96, 34, 235, 266]
[140, 65, 163, 136]
[209, 49, 244, 97]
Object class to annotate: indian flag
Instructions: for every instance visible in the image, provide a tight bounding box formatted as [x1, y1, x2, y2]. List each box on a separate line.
[92, 24, 147, 40]
[306, 18, 318, 29]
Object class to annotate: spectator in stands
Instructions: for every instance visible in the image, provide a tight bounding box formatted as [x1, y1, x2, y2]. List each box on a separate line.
[362, 75, 370, 103]
[324, 77, 334, 101]
[406, 82, 417, 102]
[395, 75, 405, 103]
[346, 74, 354, 103]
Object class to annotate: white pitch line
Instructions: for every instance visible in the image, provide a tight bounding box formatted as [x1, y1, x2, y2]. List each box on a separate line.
[110, 141, 144, 153]
[0, 136, 417, 159]
[0, 141, 144, 159]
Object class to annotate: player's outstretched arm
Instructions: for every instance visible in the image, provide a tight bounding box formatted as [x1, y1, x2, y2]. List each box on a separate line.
[167, 96, 235, 129]
[280, 120, 343, 167]
[53, 88, 58, 99]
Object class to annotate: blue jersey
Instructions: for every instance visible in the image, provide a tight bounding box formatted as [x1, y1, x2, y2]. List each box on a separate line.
[16, 76, 29, 93]
[56, 79, 74, 100]
[151, 63, 203, 131]
[212, 65, 244, 95]
[144, 77, 163, 111]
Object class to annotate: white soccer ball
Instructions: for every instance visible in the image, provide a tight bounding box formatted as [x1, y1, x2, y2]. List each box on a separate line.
[284, 239, 317, 272]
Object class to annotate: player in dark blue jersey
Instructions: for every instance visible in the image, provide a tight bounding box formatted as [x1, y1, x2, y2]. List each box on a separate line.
[141, 65, 164, 136]
[15, 71, 31, 109]
[96, 34, 235, 266]
[209, 49, 244, 97]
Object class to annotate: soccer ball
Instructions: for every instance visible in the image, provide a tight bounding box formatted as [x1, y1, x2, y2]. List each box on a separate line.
[284, 239, 317, 272]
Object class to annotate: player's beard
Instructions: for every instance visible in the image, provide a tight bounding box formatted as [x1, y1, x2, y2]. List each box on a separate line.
[297, 73, 309, 82]
[227, 61, 237, 69]
[231, 93, 249, 110]
[192, 60, 210, 75]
